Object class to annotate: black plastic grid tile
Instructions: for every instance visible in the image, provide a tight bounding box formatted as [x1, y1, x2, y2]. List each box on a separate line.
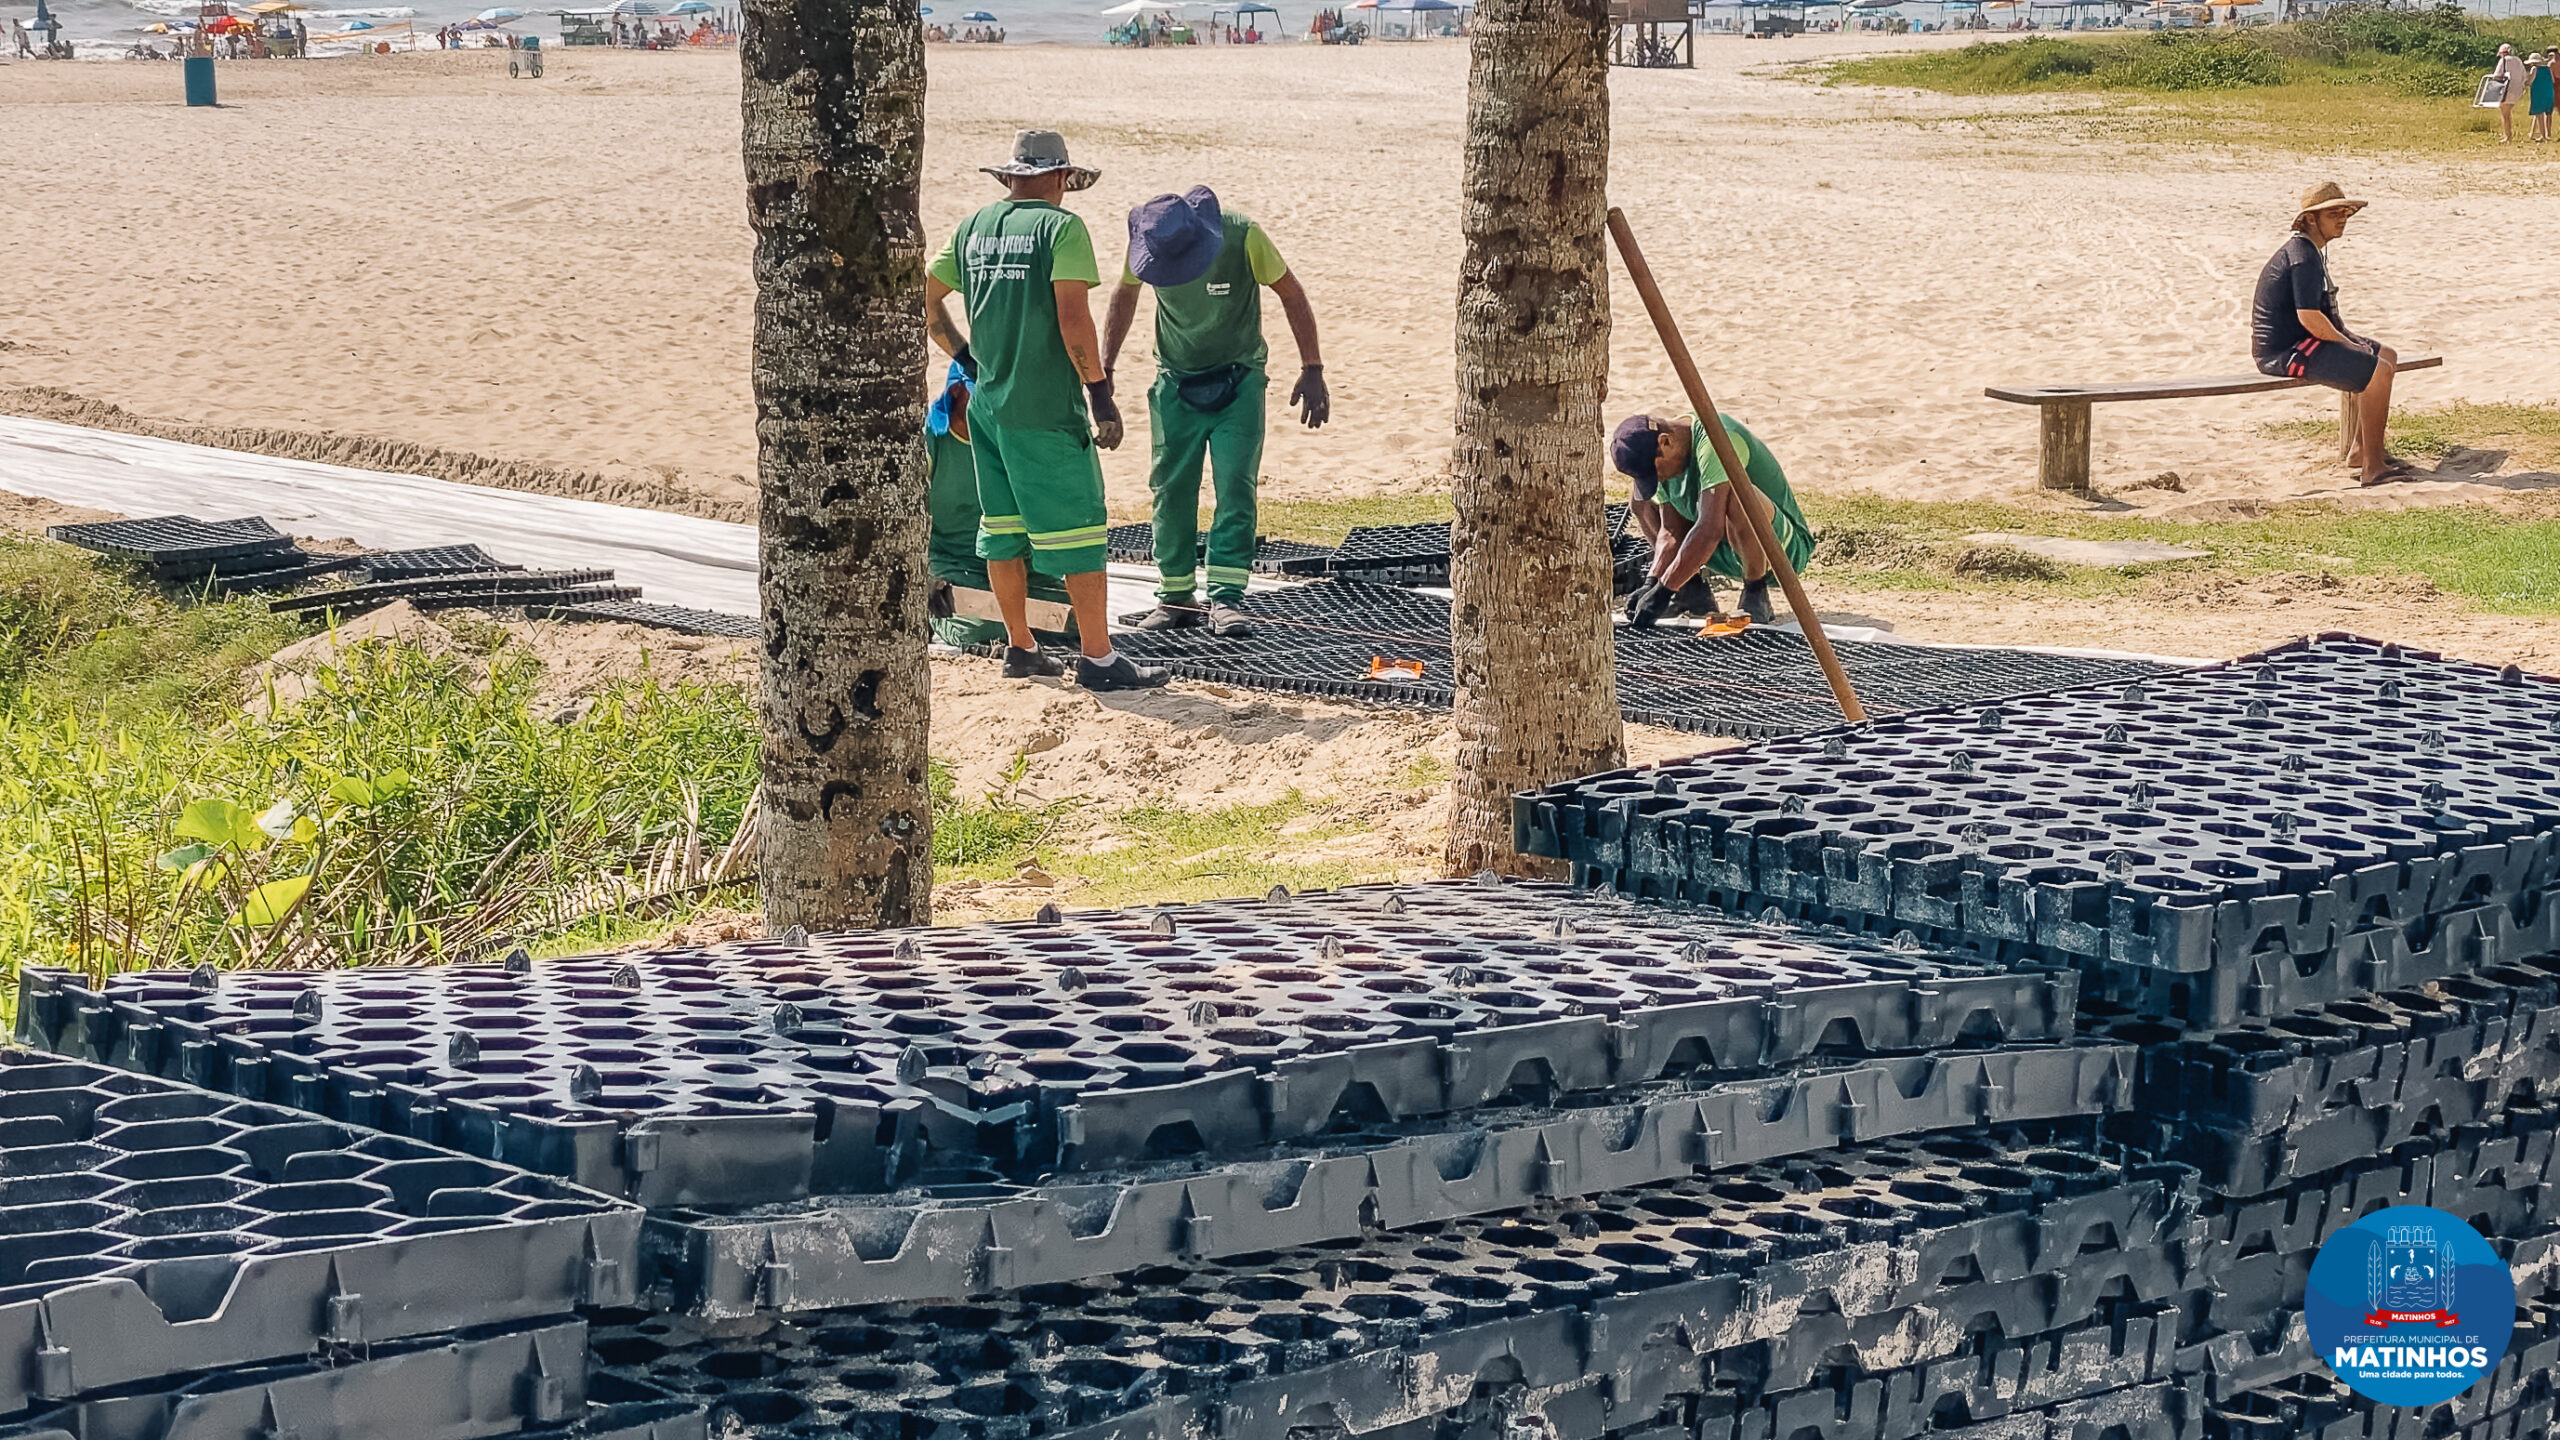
[650, 1041, 2133, 1316]
[45, 516, 292, 572]
[2088, 953, 2560, 1196]
[1100, 526, 1338, 578]
[521, 601, 758, 640]
[204, 551, 374, 594]
[0, 1320, 610, 1440]
[2215, 1366, 2560, 1440]
[270, 571, 623, 617]
[0, 1051, 638, 1414]
[15, 879, 2079, 1208]
[1082, 579, 2172, 739]
[585, 1130, 2200, 1440]
[1521, 634, 2560, 1026]
[361, 546, 521, 582]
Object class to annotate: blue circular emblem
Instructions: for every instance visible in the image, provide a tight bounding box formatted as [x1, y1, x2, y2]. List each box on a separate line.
[2307, 1204, 2516, 1407]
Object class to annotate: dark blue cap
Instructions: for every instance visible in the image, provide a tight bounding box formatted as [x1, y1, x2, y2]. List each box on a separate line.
[1127, 187, 1225, 288]
[1612, 414, 1662, 487]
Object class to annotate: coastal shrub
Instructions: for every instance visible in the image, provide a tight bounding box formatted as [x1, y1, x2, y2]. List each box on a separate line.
[1835, 7, 2560, 100]
[0, 537, 1050, 978]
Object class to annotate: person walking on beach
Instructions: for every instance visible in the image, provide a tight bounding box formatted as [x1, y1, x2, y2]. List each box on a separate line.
[926, 129, 1169, 693]
[2253, 182, 2409, 487]
[1610, 411, 1813, 629]
[1101, 187, 1328, 637]
[2491, 43, 2529, 144]
[2530, 50, 2555, 144]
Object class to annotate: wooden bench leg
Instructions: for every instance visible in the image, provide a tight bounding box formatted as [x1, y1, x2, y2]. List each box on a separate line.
[2039, 399, 2092, 491]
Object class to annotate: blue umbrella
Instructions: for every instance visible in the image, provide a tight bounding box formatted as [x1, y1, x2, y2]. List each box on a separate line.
[961, 7, 995, 16]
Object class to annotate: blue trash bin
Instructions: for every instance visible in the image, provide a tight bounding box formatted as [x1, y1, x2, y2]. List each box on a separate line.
[183, 55, 217, 107]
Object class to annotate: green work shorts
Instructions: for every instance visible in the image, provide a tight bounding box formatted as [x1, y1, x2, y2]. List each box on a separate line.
[973, 412, 1109, 579]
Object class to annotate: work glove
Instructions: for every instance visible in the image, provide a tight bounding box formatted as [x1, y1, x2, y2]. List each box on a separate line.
[952, 343, 979, 382]
[1290, 365, 1330, 428]
[1623, 580, 1670, 629]
[1086, 377, 1123, 450]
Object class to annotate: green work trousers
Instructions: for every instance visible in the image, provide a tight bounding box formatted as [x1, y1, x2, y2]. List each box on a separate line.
[1147, 366, 1267, 604]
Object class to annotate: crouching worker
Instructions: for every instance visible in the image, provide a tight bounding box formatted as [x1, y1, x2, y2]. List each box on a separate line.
[1610, 412, 1813, 629]
[924, 362, 1073, 648]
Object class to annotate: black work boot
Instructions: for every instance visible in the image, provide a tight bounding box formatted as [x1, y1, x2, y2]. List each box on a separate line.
[1673, 575, 1719, 617]
[1077, 653, 1172, 691]
[1129, 603, 1207, 631]
[1738, 579, 1774, 624]
[1002, 646, 1064, 679]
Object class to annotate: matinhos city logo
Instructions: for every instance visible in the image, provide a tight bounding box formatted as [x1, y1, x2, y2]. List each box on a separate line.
[2307, 1204, 2518, 1407]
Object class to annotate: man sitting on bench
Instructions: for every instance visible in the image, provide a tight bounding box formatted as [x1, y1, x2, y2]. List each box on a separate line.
[2254, 182, 2409, 487]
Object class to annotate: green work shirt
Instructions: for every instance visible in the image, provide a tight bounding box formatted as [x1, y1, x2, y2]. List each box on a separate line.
[926, 425, 987, 589]
[1125, 214, 1288, 378]
[928, 200, 1102, 434]
[1657, 416, 1816, 579]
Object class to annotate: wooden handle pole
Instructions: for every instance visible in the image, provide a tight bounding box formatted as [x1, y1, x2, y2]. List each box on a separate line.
[1605, 205, 1867, 726]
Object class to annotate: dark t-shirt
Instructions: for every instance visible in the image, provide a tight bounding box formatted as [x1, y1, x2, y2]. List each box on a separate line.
[2251, 234, 2338, 361]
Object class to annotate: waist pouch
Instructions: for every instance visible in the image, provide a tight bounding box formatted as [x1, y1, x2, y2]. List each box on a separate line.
[1172, 363, 1251, 414]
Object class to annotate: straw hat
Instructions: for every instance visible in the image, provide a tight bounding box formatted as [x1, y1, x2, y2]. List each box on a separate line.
[2295, 181, 2367, 219]
[982, 129, 1100, 193]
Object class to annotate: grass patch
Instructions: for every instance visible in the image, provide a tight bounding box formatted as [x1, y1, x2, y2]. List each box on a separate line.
[935, 786, 1398, 912]
[1808, 489, 2560, 613]
[1248, 492, 1455, 547]
[1830, 5, 2560, 151]
[2266, 401, 2560, 471]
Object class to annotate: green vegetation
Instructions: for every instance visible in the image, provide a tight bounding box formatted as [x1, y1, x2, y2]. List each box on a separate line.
[1811, 488, 2560, 614]
[2265, 401, 2560, 472]
[3, 535, 764, 977]
[932, 782, 1387, 912]
[1831, 5, 2560, 150]
[2, 535, 1406, 975]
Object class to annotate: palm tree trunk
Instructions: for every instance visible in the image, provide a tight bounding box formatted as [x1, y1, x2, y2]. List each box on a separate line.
[740, 0, 933, 929]
[1444, 0, 1625, 877]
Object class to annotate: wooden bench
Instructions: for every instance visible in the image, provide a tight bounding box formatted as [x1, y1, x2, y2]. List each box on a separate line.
[1986, 354, 2443, 491]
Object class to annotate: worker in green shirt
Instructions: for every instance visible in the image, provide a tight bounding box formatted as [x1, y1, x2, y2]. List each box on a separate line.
[923, 361, 1069, 648]
[925, 129, 1169, 692]
[1609, 412, 1815, 629]
[1101, 186, 1328, 636]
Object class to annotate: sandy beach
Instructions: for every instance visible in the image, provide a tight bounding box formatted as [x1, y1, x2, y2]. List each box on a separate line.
[5, 37, 2557, 525]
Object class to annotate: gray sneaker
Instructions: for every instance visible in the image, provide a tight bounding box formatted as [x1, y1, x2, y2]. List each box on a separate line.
[1076, 653, 1171, 691]
[1129, 604, 1207, 631]
[1206, 602, 1255, 637]
[1002, 646, 1064, 679]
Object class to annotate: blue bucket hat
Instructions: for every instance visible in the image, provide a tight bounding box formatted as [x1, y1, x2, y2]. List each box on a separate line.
[1127, 187, 1225, 288]
[927, 361, 973, 437]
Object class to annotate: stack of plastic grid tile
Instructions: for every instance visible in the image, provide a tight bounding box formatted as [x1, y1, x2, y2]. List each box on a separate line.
[42, 514, 354, 589]
[1089, 578, 2175, 738]
[0, 1050, 693, 1440]
[14, 880, 2088, 1212]
[12, 872, 2203, 1440]
[1517, 634, 2560, 1029]
[578, 1129, 2218, 1440]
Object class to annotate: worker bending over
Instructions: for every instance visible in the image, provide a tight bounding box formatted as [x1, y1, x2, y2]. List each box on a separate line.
[1103, 186, 1328, 636]
[925, 129, 1169, 691]
[1610, 412, 1813, 629]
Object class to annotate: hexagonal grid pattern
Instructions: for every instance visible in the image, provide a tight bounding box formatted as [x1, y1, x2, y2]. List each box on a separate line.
[16, 880, 2079, 1207]
[1523, 635, 2560, 1025]
[0, 1052, 637, 1415]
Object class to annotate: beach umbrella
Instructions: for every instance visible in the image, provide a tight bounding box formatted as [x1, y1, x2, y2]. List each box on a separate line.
[343, 17, 373, 27]
[961, 7, 995, 16]
[476, 6, 523, 18]
[1100, 0, 1180, 13]
[667, 1, 711, 11]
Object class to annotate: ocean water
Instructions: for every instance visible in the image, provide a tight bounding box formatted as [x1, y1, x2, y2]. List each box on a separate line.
[15, 0, 1324, 51]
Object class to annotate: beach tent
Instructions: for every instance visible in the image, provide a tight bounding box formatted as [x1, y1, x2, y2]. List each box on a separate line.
[1370, 0, 1458, 33]
[1101, 0, 1184, 12]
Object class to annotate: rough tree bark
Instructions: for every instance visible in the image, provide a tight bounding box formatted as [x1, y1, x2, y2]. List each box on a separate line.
[1443, 0, 1625, 876]
[741, 0, 933, 930]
